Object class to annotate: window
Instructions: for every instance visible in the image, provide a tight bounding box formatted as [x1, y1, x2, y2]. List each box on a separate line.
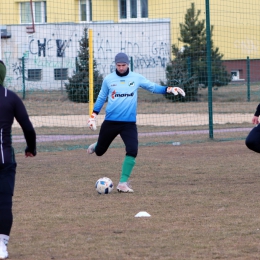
[28, 69, 42, 81]
[119, 0, 148, 20]
[140, 0, 148, 18]
[120, 0, 127, 19]
[54, 68, 68, 80]
[21, 1, 47, 24]
[80, 0, 92, 22]
[130, 0, 137, 18]
[231, 70, 239, 81]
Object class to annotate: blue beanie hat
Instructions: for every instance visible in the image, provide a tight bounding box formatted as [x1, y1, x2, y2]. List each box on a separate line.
[115, 53, 129, 64]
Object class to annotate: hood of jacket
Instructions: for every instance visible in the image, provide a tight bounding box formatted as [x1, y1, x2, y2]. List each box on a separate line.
[0, 61, 6, 86]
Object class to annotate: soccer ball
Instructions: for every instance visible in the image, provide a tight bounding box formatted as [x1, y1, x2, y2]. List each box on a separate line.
[95, 177, 114, 194]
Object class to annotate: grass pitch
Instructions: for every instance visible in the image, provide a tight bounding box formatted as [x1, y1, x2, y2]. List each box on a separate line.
[9, 140, 260, 259]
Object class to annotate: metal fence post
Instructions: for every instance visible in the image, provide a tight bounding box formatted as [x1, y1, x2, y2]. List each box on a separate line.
[22, 56, 26, 100]
[187, 57, 191, 78]
[247, 56, 250, 102]
[205, 0, 213, 139]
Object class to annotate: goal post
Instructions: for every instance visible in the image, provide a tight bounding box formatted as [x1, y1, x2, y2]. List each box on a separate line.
[88, 28, 94, 116]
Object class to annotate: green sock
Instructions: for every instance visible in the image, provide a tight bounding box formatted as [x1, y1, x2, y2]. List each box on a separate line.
[120, 155, 136, 182]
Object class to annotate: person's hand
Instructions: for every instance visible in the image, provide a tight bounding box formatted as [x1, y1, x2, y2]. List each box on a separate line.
[167, 86, 186, 97]
[25, 147, 36, 157]
[25, 152, 35, 158]
[87, 113, 97, 131]
[252, 115, 259, 125]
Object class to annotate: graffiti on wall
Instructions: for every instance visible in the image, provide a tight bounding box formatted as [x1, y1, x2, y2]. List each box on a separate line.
[29, 38, 71, 58]
[2, 22, 171, 90]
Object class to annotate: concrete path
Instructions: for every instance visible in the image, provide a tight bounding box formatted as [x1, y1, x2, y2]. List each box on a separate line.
[13, 113, 252, 128]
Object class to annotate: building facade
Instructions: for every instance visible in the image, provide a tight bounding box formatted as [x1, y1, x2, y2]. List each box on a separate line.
[1, 0, 260, 90]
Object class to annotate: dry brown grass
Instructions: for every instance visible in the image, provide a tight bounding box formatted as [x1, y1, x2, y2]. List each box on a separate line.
[12, 84, 258, 151]
[9, 140, 260, 260]
[18, 84, 260, 116]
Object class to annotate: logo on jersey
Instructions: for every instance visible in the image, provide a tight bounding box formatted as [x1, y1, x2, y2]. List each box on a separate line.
[111, 90, 116, 99]
[129, 81, 135, 87]
[120, 80, 125, 84]
[111, 90, 134, 99]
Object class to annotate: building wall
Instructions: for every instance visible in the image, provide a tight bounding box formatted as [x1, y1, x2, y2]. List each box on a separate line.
[47, 0, 78, 23]
[148, 0, 260, 60]
[1, 1, 260, 61]
[223, 60, 260, 83]
[1, 1, 20, 24]
[1, 21, 170, 91]
[92, 0, 118, 22]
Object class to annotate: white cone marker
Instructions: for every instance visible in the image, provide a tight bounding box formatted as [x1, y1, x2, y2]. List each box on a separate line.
[135, 211, 151, 217]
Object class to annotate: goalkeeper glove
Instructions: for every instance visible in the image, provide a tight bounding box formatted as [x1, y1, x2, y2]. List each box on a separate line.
[87, 112, 97, 131]
[167, 86, 186, 97]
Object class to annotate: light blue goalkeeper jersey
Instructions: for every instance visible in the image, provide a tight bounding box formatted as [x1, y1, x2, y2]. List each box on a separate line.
[93, 71, 167, 122]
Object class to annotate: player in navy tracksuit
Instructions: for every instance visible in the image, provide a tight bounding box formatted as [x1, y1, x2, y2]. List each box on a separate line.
[245, 104, 260, 153]
[0, 60, 36, 259]
[86, 53, 185, 193]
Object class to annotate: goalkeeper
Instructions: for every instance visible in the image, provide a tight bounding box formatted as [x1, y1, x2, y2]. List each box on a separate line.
[87, 52, 185, 193]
